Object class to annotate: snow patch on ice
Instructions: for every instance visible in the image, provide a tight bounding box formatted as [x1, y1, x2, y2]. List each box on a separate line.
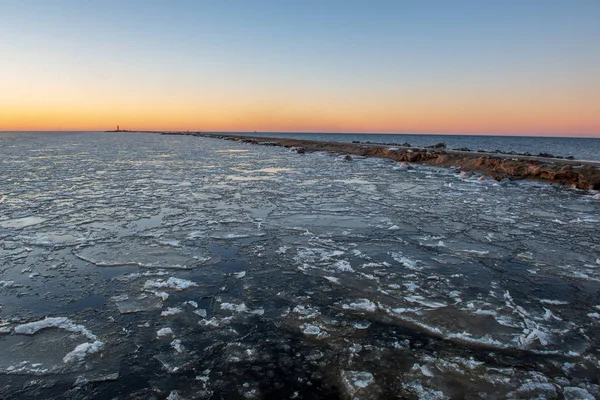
[411, 363, 435, 377]
[171, 339, 185, 353]
[342, 299, 378, 313]
[332, 260, 354, 272]
[161, 307, 183, 317]
[405, 295, 447, 309]
[199, 317, 232, 327]
[14, 317, 97, 340]
[144, 277, 198, 291]
[538, 299, 569, 305]
[13, 317, 103, 364]
[301, 324, 321, 335]
[63, 341, 104, 363]
[157, 327, 174, 337]
[193, 309, 208, 318]
[341, 371, 375, 396]
[391, 252, 422, 270]
[220, 302, 264, 315]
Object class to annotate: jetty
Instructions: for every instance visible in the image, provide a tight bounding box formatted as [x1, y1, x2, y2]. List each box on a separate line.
[153, 131, 600, 190]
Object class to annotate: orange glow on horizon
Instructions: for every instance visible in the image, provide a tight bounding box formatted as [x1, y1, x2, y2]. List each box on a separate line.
[2, 71, 599, 137]
[2, 98, 599, 137]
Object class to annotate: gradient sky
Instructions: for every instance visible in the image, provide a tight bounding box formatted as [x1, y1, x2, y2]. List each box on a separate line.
[1, 0, 599, 136]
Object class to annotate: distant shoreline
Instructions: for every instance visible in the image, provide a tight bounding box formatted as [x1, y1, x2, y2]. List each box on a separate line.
[155, 131, 600, 191]
[98, 130, 600, 140]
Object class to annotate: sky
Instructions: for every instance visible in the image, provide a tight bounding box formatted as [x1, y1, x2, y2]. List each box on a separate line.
[0, 0, 599, 136]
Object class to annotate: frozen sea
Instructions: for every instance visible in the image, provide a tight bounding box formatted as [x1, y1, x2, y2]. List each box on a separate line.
[1, 131, 600, 399]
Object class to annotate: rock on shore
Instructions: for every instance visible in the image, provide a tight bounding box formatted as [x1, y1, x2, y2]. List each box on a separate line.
[162, 132, 600, 190]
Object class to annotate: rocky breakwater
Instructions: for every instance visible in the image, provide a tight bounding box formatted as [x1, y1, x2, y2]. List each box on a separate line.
[164, 132, 600, 190]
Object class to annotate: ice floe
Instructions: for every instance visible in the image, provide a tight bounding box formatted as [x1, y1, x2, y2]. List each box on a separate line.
[144, 277, 198, 291]
[12, 317, 104, 365]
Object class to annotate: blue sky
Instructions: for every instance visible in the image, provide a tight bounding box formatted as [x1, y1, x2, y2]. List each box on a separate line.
[1, 0, 599, 135]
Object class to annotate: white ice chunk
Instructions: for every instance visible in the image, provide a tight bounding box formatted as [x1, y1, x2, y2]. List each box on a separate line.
[154, 291, 170, 301]
[354, 321, 371, 329]
[220, 302, 264, 315]
[13, 317, 103, 364]
[292, 305, 321, 319]
[341, 371, 375, 396]
[199, 317, 232, 327]
[301, 324, 321, 335]
[157, 327, 174, 337]
[63, 341, 104, 363]
[14, 317, 97, 340]
[185, 300, 198, 308]
[220, 302, 249, 313]
[460, 249, 489, 256]
[144, 277, 198, 291]
[332, 260, 354, 272]
[342, 299, 378, 313]
[411, 363, 435, 377]
[405, 295, 447, 309]
[170, 339, 184, 353]
[391, 252, 421, 270]
[194, 309, 208, 318]
[167, 391, 185, 400]
[161, 307, 183, 317]
[276, 246, 289, 254]
[539, 299, 569, 305]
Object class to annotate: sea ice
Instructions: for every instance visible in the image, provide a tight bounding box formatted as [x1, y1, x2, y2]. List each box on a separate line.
[143, 277, 198, 291]
[390, 252, 422, 270]
[563, 387, 595, 400]
[404, 295, 447, 309]
[161, 307, 183, 317]
[342, 299, 378, 312]
[340, 371, 375, 396]
[13, 317, 104, 365]
[63, 341, 104, 363]
[0, 216, 47, 228]
[301, 324, 321, 335]
[220, 302, 264, 315]
[14, 317, 97, 340]
[157, 327, 174, 337]
[171, 339, 185, 353]
[331, 260, 354, 272]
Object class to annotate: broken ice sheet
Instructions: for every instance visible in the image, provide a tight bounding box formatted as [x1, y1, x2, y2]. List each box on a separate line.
[144, 277, 198, 291]
[3, 132, 600, 398]
[0, 216, 47, 229]
[112, 294, 163, 314]
[1, 317, 106, 374]
[341, 371, 375, 397]
[74, 240, 209, 269]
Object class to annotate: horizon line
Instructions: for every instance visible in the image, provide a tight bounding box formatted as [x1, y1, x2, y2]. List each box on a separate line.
[2, 129, 600, 139]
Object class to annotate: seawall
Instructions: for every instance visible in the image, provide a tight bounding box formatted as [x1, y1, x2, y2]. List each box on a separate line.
[160, 132, 600, 190]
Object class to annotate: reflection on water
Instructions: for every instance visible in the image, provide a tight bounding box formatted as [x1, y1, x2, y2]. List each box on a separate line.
[0, 132, 599, 399]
